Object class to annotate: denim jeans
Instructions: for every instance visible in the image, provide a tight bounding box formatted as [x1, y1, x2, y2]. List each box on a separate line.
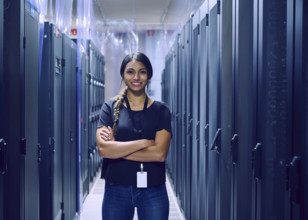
[102, 181, 169, 220]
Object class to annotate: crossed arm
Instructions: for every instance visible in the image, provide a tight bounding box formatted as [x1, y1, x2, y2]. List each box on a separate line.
[96, 126, 171, 162]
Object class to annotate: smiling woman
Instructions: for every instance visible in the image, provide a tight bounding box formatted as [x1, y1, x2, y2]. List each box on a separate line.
[96, 52, 172, 220]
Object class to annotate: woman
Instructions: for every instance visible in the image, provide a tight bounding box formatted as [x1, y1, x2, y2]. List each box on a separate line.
[96, 52, 172, 220]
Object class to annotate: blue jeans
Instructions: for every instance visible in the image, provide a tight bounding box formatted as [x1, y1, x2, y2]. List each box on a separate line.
[102, 182, 169, 220]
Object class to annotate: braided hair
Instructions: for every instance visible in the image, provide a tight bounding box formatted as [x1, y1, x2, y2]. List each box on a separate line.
[112, 87, 127, 134]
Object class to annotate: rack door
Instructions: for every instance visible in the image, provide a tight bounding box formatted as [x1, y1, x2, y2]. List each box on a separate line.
[24, 3, 40, 219]
[231, 0, 254, 220]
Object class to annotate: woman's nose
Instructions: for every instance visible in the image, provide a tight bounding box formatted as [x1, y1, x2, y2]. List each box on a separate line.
[133, 73, 140, 80]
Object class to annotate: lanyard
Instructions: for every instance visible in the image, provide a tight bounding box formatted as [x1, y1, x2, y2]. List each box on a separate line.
[124, 95, 148, 134]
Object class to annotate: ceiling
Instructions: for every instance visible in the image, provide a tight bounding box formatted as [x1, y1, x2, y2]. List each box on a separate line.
[92, 0, 205, 30]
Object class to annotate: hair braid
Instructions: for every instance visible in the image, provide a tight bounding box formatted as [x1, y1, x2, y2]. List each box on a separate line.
[112, 87, 127, 134]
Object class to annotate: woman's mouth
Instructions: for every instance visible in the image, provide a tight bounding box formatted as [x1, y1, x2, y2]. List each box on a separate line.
[131, 82, 142, 87]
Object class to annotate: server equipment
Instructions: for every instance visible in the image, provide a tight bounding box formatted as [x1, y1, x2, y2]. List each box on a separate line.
[81, 43, 90, 200]
[0, 0, 5, 219]
[163, 0, 308, 219]
[24, 3, 40, 220]
[80, 40, 105, 202]
[87, 41, 105, 187]
[62, 34, 78, 220]
[39, 22, 64, 220]
[1, 0, 26, 219]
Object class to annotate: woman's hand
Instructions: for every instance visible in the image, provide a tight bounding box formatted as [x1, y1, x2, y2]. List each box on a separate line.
[99, 126, 115, 141]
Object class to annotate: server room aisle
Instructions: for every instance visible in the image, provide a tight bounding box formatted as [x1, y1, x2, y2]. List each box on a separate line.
[80, 172, 186, 220]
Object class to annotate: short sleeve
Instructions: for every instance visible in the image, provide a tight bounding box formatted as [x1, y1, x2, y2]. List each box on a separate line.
[157, 103, 172, 137]
[97, 100, 114, 128]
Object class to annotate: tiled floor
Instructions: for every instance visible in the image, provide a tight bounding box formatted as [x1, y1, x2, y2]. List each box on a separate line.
[79, 172, 186, 220]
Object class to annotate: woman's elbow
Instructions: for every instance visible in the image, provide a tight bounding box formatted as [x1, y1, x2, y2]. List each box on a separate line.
[97, 142, 109, 158]
[157, 152, 167, 162]
[97, 144, 106, 158]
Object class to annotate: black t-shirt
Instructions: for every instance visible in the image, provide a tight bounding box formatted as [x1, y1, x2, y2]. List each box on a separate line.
[97, 99, 172, 187]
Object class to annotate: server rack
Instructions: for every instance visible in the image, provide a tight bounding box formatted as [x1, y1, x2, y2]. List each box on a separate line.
[81, 46, 90, 200]
[184, 19, 193, 220]
[253, 1, 290, 219]
[62, 34, 78, 220]
[39, 22, 64, 220]
[198, 9, 209, 220]
[88, 41, 104, 187]
[287, 0, 308, 219]
[218, 1, 233, 219]
[1, 0, 25, 219]
[207, 2, 220, 220]
[0, 0, 4, 219]
[163, 0, 307, 219]
[231, 0, 254, 220]
[79, 40, 105, 202]
[24, 3, 40, 220]
[191, 12, 201, 220]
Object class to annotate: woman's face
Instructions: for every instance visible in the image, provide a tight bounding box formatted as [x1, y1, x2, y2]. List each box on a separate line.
[123, 60, 148, 93]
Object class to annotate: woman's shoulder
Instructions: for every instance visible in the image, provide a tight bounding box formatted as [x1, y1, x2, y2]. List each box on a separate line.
[100, 99, 116, 112]
[104, 98, 117, 106]
[151, 100, 171, 112]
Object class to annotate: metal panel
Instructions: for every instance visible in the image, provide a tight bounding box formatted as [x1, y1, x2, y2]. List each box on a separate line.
[218, 1, 233, 219]
[231, 0, 254, 220]
[62, 34, 72, 220]
[0, 0, 4, 219]
[39, 22, 63, 220]
[51, 24, 64, 220]
[199, 13, 209, 220]
[24, 3, 40, 219]
[178, 27, 184, 211]
[70, 40, 78, 217]
[39, 22, 53, 220]
[62, 34, 78, 220]
[289, 0, 308, 219]
[184, 19, 193, 220]
[217, 1, 233, 219]
[254, 0, 289, 219]
[207, 3, 219, 220]
[2, 0, 25, 219]
[191, 16, 200, 220]
[81, 50, 90, 199]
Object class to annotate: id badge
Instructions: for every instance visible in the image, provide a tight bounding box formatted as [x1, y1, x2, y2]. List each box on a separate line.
[137, 163, 147, 188]
[137, 171, 147, 188]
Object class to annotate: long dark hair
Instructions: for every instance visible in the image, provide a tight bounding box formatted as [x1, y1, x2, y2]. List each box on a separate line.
[112, 52, 153, 134]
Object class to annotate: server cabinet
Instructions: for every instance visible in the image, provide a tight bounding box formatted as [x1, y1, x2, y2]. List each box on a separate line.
[177, 28, 184, 208]
[88, 41, 100, 185]
[231, 0, 254, 220]
[253, 0, 290, 219]
[198, 10, 209, 220]
[70, 39, 78, 216]
[191, 13, 201, 220]
[0, 0, 4, 219]
[287, 0, 308, 219]
[89, 42, 104, 179]
[2, 0, 25, 219]
[207, 2, 220, 220]
[184, 20, 193, 220]
[62, 34, 78, 220]
[24, 3, 40, 220]
[218, 1, 233, 219]
[39, 22, 63, 220]
[81, 49, 90, 200]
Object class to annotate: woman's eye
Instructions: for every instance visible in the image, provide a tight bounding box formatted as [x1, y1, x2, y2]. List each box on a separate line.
[140, 70, 147, 74]
[126, 70, 134, 74]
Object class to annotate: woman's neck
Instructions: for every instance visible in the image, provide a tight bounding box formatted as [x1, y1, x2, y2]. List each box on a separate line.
[126, 90, 147, 105]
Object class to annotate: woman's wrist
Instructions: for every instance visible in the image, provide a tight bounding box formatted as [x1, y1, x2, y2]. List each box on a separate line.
[143, 139, 154, 148]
